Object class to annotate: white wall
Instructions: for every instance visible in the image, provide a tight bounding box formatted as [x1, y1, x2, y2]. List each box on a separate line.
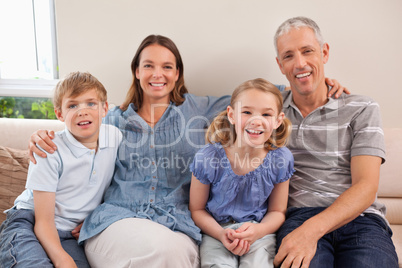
[54, 0, 402, 127]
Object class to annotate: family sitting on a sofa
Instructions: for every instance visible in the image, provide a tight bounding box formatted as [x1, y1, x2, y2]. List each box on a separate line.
[0, 17, 399, 268]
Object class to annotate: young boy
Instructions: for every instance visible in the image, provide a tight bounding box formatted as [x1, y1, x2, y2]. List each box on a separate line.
[0, 72, 122, 267]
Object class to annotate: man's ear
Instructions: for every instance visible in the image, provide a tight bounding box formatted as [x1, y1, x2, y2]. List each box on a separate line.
[54, 109, 64, 122]
[322, 43, 330, 64]
[276, 57, 285, 75]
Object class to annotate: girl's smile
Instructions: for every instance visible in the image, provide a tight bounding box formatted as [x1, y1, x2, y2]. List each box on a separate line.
[228, 88, 284, 149]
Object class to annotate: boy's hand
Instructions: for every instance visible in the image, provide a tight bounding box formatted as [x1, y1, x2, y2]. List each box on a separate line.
[29, 129, 57, 164]
[71, 222, 83, 240]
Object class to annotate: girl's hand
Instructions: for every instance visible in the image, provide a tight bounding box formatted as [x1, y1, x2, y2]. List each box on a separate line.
[229, 222, 263, 246]
[29, 129, 57, 164]
[325, 78, 350, 98]
[220, 228, 250, 256]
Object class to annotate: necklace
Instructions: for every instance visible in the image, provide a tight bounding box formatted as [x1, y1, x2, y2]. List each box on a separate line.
[137, 107, 165, 125]
[142, 117, 156, 124]
[138, 112, 157, 124]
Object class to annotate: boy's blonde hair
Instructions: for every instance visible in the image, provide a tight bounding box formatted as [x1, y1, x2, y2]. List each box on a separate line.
[206, 78, 292, 150]
[53, 71, 107, 111]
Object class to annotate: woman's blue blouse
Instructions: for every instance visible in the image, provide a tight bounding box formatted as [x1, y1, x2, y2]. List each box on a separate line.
[79, 85, 286, 245]
[190, 143, 295, 224]
[79, 93, 231, 244]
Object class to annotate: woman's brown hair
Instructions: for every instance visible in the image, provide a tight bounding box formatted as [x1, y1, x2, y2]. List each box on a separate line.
[206, 78, 292, 150]
[120, 35, 188, 111]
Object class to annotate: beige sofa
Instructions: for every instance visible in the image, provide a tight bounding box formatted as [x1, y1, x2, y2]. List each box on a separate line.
[0, 117, 401, 266]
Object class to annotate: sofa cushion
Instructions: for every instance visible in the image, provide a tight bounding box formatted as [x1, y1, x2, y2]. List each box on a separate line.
[0, 146, 29, 223]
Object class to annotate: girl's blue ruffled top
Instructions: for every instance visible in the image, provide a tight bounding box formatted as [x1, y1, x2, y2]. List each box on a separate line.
[190, 142, 295, 224]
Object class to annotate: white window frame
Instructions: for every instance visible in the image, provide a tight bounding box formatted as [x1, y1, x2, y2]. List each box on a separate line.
[0, 79, 58, 98]
[0, 0, 58, 98]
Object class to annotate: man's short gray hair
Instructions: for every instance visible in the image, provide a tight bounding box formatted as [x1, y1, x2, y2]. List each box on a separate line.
[274, 16, 325, 56]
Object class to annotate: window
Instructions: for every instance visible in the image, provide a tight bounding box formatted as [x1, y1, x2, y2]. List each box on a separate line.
[0, 0, 58, 118]
[0, 0, 58, 97]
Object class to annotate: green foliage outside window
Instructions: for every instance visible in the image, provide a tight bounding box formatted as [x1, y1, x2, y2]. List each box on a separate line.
[0, 97, 56, 119]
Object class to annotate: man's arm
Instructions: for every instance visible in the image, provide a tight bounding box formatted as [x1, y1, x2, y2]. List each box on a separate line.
[274, 155, 381, 268]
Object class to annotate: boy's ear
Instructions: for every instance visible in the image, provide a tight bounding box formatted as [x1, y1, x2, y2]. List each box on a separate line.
[54, 109, 65, 122]
[101, 101, 109, 118]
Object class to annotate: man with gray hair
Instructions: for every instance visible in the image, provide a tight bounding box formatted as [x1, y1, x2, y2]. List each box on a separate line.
[273, 16, 398, 267]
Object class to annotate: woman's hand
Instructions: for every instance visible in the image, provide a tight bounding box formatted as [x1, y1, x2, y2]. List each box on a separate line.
[71, 222, 83, 240]
[325, 78, 350, 98]
[29, 129, 57, 164]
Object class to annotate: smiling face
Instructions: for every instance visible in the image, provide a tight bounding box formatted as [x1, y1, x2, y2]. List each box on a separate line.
[55, 88, 108, 148]
[135, 44, 179, 105]
[276, 27, 329, 97]
[227, 88, 284, 148]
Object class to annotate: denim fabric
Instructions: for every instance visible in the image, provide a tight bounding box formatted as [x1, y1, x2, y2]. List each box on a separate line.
[0, 208, 89, 268]
[79, 88, 286, 245]
[78, 94, 231, 245]
[276, 207, 399, 268]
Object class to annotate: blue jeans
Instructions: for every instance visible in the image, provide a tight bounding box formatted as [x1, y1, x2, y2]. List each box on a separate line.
[0, 208, 89, 268]
[276, 207, 399, 268]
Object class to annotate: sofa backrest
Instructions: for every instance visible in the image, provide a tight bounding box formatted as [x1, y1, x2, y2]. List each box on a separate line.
[0, 118, 64, 150]
[0, 118, 401, 225]
[377, 128, 402, 225]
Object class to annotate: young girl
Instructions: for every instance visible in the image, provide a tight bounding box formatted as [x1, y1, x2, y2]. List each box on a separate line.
[189, 78, 295, 268]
